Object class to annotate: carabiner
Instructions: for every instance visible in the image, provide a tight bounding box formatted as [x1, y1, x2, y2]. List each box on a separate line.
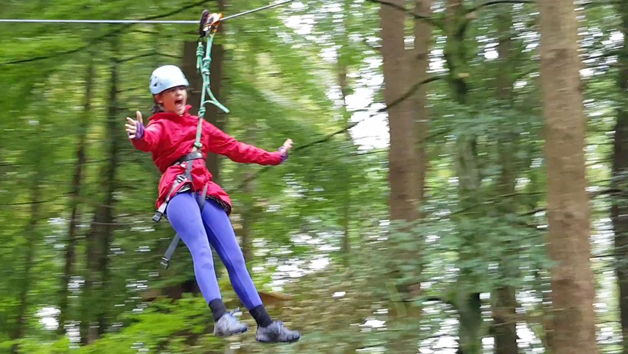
[199, 10, 223, 37]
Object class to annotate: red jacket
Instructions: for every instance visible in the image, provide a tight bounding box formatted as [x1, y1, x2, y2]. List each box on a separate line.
[131, 105, 284, 214]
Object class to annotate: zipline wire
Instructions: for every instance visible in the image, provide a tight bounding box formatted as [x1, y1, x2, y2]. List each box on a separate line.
[0, 0, 207, 66]
[0, 19, 198, 24]
[0, 0, 293, 24]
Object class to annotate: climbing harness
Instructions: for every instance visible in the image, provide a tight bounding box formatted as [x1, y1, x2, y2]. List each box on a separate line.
[157, 10, 226, 269]
[157, 3, 292, 269]
[158, 151, 206, 268]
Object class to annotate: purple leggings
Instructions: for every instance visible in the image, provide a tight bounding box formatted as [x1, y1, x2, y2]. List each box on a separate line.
[166, 192, 263, 309]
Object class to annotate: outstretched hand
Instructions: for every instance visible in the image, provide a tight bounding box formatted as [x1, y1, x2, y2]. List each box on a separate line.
[125, 111, 143, 139]
[282, 139, 293, 153]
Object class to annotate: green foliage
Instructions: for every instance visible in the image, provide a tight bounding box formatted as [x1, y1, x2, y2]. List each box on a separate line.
[1, 0, 626, 353]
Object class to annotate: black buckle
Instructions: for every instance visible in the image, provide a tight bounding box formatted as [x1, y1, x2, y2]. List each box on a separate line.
[175, 151, 203, 165]
[153, 211, 163, 223]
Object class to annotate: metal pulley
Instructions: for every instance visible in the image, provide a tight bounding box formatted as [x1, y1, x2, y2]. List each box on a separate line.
[199, 10, 223, 37]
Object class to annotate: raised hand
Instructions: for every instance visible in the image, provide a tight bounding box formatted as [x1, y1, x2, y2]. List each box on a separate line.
[282, 139, 293, 153]
[125, 111, 143, 139]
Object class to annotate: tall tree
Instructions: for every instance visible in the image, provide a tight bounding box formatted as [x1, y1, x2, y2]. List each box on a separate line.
[235, 42, 260, 265]
[380, 0, 424, 351]
[612, 1, 628, 353]
[380, 0, 421, 224]
[81, 36, 121, 344]
[538, 1, 598, 353]
[492, 5, 519, 354]
[336, 0, 358, 262]
[58, 54, 95, 335]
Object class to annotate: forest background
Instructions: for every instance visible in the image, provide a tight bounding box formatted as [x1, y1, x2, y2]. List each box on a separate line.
[0, 0, 623, 353]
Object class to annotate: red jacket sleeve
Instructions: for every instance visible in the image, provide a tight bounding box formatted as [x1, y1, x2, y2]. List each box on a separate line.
[131, 122, 163, 152]
[204, 122, 283, 165]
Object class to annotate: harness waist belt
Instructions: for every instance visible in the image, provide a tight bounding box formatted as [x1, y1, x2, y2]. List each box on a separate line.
[152, 150, 205, 223]
[175, 150, 204, 165]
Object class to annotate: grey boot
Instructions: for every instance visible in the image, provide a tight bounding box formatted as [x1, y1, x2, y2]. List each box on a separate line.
[213, 310, 248, 337]
[255, 321, 300, 343]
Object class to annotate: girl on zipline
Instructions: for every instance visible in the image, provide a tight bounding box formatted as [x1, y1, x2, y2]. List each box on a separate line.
[125, 65, 300, 343]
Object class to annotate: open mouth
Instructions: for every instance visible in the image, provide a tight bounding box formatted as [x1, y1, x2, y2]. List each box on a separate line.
[175, 98, 184, 107]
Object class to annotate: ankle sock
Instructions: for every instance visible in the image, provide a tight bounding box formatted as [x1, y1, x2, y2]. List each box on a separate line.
[249, 305, 273, 327]
[209, 299, 227, 322]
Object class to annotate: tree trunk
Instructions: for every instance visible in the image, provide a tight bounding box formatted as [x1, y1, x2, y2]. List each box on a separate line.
[538, 1, 597, 353]
[613, 2, 628, 354]
[413, 0, 432, 207]
[338, 63, 352, 262]
[240, 129, 257, 264]
[241, 193, 254, 264]
[443, 0, 482, 352]
[81, 37, 121, 344]
[11, 128, 45, 354]
[58, 53, 94, 336]
[380, 0, 423, 351]
[538, 270, 554, 352]
[238, 39, 259, 266]
[493, 6, 519, 354]
[380, 0, 420, 224]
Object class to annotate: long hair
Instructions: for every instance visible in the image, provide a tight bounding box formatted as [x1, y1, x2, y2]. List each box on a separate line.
[151, 103, 164, 115]
[150, 102, 164, 114]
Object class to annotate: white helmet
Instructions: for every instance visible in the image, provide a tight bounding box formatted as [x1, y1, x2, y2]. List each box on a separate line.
[149, 65, 189, 95]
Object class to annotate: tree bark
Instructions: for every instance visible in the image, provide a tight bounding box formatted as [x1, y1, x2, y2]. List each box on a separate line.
[538, 1, 597, 353]
[58, 53, 94, 336]
[81, 37, 121, 344]
[380, 0, 420, 223]
[380, 0, 424, 351]
[613, 2, 628, 353]
[493, 6, 519, 354]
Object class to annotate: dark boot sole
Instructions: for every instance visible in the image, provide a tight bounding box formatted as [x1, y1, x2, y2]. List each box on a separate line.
[256, 335, 300, 344]
[214, 327, 248, 337]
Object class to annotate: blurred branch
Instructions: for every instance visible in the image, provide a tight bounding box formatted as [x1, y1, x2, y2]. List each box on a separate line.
[423, 295, 456, 308]
[580, 1, 621, 7]
[0, 0, 206, 66]
[119, 52, 182, 63]
[234, 76, 444, 190]
[443, 188, 618, 219]
[586, 158, 611, 167]
[468, 0, 535, 13]
[467, 0, 617, 14]
[0, 159, 107, 168]
[0, 197, 62, 206]
[365, 0, 443, 29]
[445, 192, 543, 218]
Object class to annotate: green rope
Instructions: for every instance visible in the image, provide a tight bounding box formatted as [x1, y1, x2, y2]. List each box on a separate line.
[194, 31, 229, 150]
